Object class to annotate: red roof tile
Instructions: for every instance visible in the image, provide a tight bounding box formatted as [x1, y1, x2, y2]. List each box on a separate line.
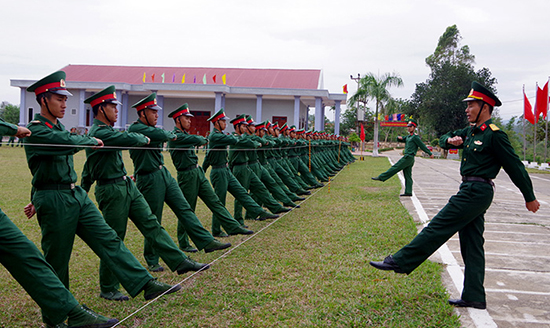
[61, 65, 321, 90]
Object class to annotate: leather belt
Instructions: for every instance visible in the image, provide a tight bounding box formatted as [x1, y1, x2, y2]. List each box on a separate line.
[212, 163, 228, 169]
[247, 160, 259, 165]
[462, 176, 494, 186]
[97, 176, 127, 186]
[232, 162, 247, 167]
[35, 183, 76, 190]
[178, 164, 199, 172]
[137, 165, 163, 176]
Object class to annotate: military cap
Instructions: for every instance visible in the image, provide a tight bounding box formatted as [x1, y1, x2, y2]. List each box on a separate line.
[132, 93, 162, 111]
[273, 122, 280, 130]
[463, 81, 502, 107]
[246, 115, 254, 125]
[280, 123, 288, 132]
[207, 108, 228, 122]
[255, 121, 267, 131]
[289, 125, 296, 132]
[168, 103, 194, 119]
[230, 114, 247, 126]
[27, 71, 72, 97]
[296, 129, 305, 134]
[266, 121, 272, 128]
[407, 118, 418, 127]
[84, 85, 122, 107]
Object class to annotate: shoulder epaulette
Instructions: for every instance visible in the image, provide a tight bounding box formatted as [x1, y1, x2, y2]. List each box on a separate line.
[489, 124, 500, 131]
[30, 120, 41, 124]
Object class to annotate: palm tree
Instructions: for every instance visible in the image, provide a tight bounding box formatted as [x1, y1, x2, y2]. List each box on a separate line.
[348, 72, 403, 156]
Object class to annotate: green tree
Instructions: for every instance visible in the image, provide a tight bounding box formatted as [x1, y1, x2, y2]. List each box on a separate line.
[0, 102, 20, 125]
[410, 25, 497, 137]
[348, 72, 403, 156]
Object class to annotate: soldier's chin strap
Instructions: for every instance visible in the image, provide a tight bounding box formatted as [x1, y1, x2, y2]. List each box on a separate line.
[100, 105, 112, 126]
[139, 109, 152, 127]
[43, 94, 55, 119]
[475, 101, 487, 126]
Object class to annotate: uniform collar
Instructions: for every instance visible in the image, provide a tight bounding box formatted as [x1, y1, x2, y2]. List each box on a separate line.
[93, 118, 111, 127]
[474, 119, 493, 133]
[34, 113, 59, 129]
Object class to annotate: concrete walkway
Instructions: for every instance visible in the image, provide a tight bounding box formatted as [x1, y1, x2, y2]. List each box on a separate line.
[375, 150, 550, 328]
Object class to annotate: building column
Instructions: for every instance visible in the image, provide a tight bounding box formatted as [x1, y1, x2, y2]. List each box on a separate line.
[156, 94, 164, 128]
[334, 100, 341, 135]
[121, 92, 129, 129]
[293, 96, 300, 127]
[221, 93, 226, 109]
[215, 92, 223, 111]
[256, 95, 263, 122]
[78, 90, 87, 128]
[314, 97, 323, 131]
[114, 90, 123, 129]
[19, 88, 26, 125]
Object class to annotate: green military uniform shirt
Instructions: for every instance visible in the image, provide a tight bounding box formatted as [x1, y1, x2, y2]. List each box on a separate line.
[128, 120, 175, 174]
[81, 119, 149, 191]
[168, 127, 208, 169]
[440, 119, 535, 202]
[400, 134, 433, 157]
[203, 129, 238, 169]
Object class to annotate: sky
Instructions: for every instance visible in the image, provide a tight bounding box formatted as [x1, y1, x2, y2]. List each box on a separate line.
[2, 0, 550, 121]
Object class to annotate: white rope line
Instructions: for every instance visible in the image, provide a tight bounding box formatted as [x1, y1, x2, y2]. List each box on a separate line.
[112, 163, 349, 327]
[2, 141, 344, 152]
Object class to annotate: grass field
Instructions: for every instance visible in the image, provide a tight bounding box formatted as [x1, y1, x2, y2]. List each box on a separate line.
[0, 147, 461, 327]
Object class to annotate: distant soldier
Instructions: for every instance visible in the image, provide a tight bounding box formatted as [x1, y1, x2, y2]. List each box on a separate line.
[203, 109, 278, 235]
[167, 103, 253, 243]
[371, 118, 433, 196]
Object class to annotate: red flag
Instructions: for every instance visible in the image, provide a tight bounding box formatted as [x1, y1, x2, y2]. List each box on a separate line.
[524, 89, 536, 124]
[360, 124, 365, 142]
[535, 81, 548, 120]
[343, 84, 348, 94]
[151, 74, 155, 83]
[213, 75, 217, 83]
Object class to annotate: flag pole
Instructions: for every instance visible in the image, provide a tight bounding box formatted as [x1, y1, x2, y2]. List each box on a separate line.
[523, 84, 527, 161]
[534, 83, 538, 162]
[546, 77, 549, 163]
[523, 85, 526, 161]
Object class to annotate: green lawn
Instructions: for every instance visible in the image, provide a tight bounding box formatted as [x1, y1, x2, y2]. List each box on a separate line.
[0, 147, 460, 327]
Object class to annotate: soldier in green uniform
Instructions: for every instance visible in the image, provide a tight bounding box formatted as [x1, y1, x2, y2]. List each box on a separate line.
[370, 82, 540, 309]
[82, 87, 209, 301]
[0, 118, 118, 327]
[128, 94, 230, 271]
[255, 121, 305, 204]
[23, 71, 180, 311]
[229, 114, 289, 221]
[245, 118, 299, 208]
[371, 118, 434, 196]
[203, 109, 278, 235]
[166, 104, 253, 243]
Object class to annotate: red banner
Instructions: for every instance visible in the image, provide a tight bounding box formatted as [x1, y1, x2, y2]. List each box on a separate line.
[380, 121, 408, 127]
[524, 89, 536, 124]
[360, 124, 365, 142]
[536, 81, 548, 120]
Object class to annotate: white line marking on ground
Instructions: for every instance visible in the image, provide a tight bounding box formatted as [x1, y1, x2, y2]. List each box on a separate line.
[390, 157, 498, 328]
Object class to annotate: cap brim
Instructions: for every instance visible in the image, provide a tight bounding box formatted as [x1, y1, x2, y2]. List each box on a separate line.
[462, 97, 476, 102]
[148, 105, 162, 111]
[52, 89, 73, 97]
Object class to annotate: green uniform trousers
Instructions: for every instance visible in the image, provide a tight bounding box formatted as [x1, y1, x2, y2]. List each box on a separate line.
[262, 162, 302, 201]
[378, 155, 415, 195]
[281, 158, 310, 189]
[137, 167, 213, 266]
[289, 156, 320, 187]
[32, 187, 152, 297]
[210, 166, 267, 231]
[176, 166, 245, 246]
[393, 181, 493, 303]
[249, 162, 294, 204]
[95, 177, 188, 292]
[232, 164, 285, 220]
[0, 209, 79, 325]
[268, 158, 306, 194]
